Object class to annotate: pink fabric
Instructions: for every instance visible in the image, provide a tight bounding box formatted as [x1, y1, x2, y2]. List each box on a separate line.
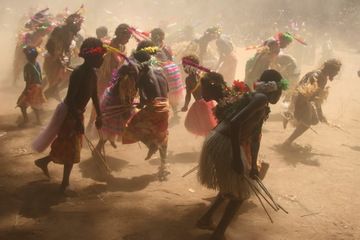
[32, 102, 68, 152]
[184, 99, 217, 136]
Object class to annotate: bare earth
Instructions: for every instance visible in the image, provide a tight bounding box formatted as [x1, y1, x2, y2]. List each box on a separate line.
[0, 49, 359, 240]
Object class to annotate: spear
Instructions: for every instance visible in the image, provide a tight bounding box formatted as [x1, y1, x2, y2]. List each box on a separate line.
[244, 177, 274, 223]
[255, 176, 288, 214]
[182, 165, 199, 178]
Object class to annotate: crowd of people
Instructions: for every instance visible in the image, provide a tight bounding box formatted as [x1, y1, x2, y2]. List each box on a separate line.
[12, 6, 344, 240]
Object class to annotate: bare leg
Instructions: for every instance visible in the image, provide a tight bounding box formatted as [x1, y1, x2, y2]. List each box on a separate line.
[33, 108, 42, 125]
[143, 142, 158, 160]
[283, 124, 309, 146]
[197, 193, 225, 230]
[95, 139, 107, 153]
[210, 199, 243, 240]
[159, 143, 168, 162]
[35, 156, 51, 178]
[60, 163, 73, 192]
[19, 106, 29, 126]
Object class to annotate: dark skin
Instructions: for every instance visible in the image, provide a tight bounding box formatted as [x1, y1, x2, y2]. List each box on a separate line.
[35, 51, 104, 192]
[199, 81, 282, 240]
[138, 67, 168, 106]
[137, 66, 169, 161]
[85, 30, 131, 132]
[283, 66, 340, 146]
[19, 54, 43, 125]
[181, 72, 202, 112]
[64, 57, 103, 133]
[95, 64, 138, 150]
[44, 23, 82, 101]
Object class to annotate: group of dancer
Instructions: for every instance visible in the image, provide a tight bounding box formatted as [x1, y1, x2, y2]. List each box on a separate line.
[13, 6, 342, 240]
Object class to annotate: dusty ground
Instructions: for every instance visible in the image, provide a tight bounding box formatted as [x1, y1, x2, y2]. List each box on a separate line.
[0, 48, 359, 240]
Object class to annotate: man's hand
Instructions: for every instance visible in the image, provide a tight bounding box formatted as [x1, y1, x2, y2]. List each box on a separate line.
[249, 167, 259, 180]
[95, 117, 102, 129]
[181, 106, 188, 112]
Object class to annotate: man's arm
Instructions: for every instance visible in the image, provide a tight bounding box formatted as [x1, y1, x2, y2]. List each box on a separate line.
[91, 79, 102, 129]
[229, 94, 268, 175]
[181, 76, 193, 111]
[230, 93, 268, 127]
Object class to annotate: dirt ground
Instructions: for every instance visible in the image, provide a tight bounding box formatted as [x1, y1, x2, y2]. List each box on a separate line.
[0, 48, 359, 240]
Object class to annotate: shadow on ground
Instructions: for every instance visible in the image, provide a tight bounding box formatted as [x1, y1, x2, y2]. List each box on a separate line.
[272, 144, 336, 167]
[148, 151, 200, 166]
[15, 180, 69, 218]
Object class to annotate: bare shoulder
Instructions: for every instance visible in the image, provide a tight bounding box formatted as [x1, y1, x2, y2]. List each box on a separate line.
[251, 92, 268, 105]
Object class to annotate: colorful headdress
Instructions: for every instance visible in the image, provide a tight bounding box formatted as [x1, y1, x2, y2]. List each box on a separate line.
[23, 46, 38, 58]
[128, 27, 150, 42]
[182, 58, 211, 73]
[276, 32, 307, 46]
[79, 46, 106, 58]
[103, 44, 131, 64]
[254, 78, 289, 92]
[25, 8, 53, 33]
[65, 5, 85, 26]
[138, 46, 159, 55]
[232, 80, 250, 93]
[275, 32, 293, 43]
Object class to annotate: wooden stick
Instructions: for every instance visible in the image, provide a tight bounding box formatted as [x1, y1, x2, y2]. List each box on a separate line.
[255, 176, 288, 214]
[84, 134, 111, 174]
[247, 179, 279, 211]
[255, 176, 279, 209]
[245, 178, 274, 223]
[182, 165, 199, 178]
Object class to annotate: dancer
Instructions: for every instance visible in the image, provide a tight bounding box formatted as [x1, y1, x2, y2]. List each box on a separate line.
[96, 64, 138, 150]
[151, 28, 184, 119]
[181, 55, 217, 136]
[216, 36, 238, 83]
[122, 42, 169, 167]
[197, 70, 286, 240]
[33, 38, 106, 192]
[17, 46, 46, 126]
[43, 11, 83, 100]
[13, 8, 53, 85]
[282, 59, 341, 146]
[86, 24, 131, 134]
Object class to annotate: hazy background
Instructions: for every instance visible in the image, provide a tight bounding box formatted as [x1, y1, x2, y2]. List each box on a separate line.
[0, 0, 359, 86]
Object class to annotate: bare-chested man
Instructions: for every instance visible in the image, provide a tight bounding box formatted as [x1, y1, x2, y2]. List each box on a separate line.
[34, 38, 106, 192]
[43, 12, 83, 101]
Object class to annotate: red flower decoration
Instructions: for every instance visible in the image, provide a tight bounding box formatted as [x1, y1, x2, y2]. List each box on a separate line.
[232, 80, 250, 93]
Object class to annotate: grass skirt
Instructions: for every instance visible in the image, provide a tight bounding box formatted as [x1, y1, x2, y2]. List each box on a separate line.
[198, 130, 252, 200]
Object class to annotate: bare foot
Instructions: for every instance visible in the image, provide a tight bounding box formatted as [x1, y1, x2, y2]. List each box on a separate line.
[110, 141, 117, 148]
[259, 162, 269, 180]
[145, 145, 158, 160]
[196, 218, 216, 231]
[35, 159, 50, 178]
[59, 182, 69, 193]
[158, 164, 170, 181]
